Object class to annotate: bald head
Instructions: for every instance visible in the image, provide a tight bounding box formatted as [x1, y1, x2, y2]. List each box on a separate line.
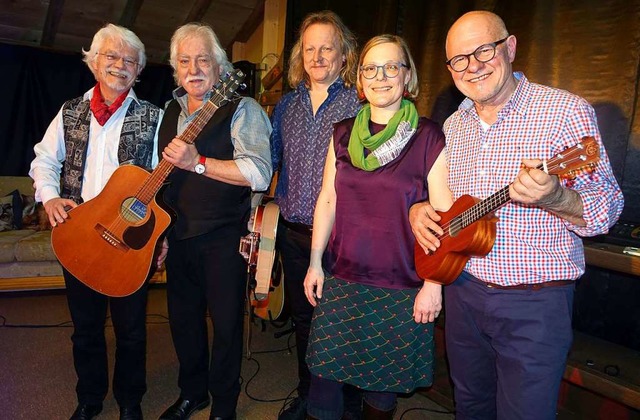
[446, 11, 509, 57]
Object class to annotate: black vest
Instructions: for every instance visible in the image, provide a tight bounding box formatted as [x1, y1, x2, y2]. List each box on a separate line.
[159, 98, 250, 240]
[60, 96, 160, 204]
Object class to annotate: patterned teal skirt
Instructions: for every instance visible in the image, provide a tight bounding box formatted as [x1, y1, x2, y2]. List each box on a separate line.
[305, 276, 434, 393]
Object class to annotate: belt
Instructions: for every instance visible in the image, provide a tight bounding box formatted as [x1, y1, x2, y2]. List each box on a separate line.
[280, 216, 313, 236]
[484, 279, 575, 290]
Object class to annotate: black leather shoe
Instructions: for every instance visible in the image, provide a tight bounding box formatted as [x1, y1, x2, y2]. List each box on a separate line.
[70, 403, 103, 420]
[209, 414, 236, 420]
[278, 396, 307, 420]
[159, 396, 210, 419]
[120, 405, 143, 420]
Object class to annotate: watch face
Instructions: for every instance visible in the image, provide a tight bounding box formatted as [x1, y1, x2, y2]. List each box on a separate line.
[194, 163, 205, 174]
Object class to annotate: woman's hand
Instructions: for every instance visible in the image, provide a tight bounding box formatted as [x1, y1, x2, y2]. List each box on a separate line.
[303, 266, 325, 307]
[413, 281, 442, 323]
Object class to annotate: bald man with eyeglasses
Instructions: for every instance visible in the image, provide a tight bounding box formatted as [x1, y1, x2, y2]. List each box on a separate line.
[410, 10, 623, 420]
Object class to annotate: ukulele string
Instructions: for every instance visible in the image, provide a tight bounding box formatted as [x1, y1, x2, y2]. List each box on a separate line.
[422, 139, 594, 248]
[427, 162, 546, 243]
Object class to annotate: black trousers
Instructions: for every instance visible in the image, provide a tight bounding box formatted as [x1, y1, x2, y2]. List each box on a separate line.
[64, 269, 148, 407]
[276, 223, 314, 398]
[165, 228, 246, 418]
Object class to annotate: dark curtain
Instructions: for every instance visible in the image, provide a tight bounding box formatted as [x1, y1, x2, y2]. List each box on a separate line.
[287, 0, 640, 350]
[287, 0, 640, 220]
[0, 43, 175, 177]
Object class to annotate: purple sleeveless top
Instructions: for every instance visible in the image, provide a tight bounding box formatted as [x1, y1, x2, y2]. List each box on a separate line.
[323, 116, 445, 289]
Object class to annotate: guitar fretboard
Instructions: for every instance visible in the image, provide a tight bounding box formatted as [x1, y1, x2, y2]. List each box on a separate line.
[131, 76, 241, 206]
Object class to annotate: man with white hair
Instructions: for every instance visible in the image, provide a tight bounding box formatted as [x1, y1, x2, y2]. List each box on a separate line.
[157, 23, 272, 420]
[30, 23, 163, 420]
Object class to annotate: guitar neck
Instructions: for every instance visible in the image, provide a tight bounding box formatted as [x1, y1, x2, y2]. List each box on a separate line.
[459, 162, 544, 228]
[134, 95, 224, 205]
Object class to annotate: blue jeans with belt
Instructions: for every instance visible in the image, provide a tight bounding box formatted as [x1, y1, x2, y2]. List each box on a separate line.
[445, 271, 574, 420]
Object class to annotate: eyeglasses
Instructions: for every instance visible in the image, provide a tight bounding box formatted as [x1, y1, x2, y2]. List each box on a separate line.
[360, 62, 408, 79]
[97, 52, 138, 67]
[177, 55, 214, 69]
[445, 38, 508, 72]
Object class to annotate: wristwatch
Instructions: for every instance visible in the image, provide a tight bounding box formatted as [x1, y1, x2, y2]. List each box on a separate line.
[194, 155, 206, 174]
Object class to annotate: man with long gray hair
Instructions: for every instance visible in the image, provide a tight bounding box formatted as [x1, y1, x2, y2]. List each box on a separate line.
[157, 23, 272, 420]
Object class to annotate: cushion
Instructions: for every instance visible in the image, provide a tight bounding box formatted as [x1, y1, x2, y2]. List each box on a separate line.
[14, 230, 57, 262]
[0, 230, 38, 263]
[0, 190, 23, 232]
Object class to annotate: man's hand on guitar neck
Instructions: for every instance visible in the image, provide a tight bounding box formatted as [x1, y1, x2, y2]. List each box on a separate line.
[44, 197, 77, 227]
[511, 158, 586, 226]
[409, 201, 444, 255]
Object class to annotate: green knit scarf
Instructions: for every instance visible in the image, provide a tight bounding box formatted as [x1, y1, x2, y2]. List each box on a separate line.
[347, 99, 418, 171]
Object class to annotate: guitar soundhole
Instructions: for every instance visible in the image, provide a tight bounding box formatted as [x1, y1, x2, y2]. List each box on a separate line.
[121, 198, 147, 224]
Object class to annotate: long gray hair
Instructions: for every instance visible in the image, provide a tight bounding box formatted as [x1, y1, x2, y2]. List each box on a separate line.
[169, 23, 233, 84]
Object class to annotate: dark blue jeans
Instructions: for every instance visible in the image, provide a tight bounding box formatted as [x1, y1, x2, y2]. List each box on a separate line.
[445, 271, 574, 420]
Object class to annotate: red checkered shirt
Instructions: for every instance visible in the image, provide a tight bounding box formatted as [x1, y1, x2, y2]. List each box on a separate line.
[444, 73, 624, 285]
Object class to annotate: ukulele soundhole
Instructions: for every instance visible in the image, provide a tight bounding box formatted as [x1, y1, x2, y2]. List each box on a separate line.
[121, 198, 147, 224]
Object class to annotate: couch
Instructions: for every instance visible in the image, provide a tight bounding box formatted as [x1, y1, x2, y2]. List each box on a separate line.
[0, 176, 164, 292]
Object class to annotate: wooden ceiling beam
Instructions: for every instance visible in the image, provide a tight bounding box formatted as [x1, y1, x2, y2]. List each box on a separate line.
[184, 0, 214, 23]
[40, 0, 65, 47]
[229, 0, 265, 48]
[119, 0, 145, 28]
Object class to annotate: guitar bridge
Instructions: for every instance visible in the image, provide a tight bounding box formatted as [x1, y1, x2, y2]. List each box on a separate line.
[95, 224, 130, 252]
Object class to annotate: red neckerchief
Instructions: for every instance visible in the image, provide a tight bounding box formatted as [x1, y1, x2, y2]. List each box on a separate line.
[89, 83, 130, 126]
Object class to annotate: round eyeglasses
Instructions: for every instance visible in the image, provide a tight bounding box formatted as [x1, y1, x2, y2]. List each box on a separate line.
[97, 52, 138, 68]
[445, 38, 508, 72]
[360, 62, 408, 79]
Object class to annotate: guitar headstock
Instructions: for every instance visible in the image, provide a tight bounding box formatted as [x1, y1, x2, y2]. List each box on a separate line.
[212, 69, 246, 107]
[547, 136, 600, 179]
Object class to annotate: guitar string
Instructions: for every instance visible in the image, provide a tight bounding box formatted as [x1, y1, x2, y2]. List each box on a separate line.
[104, 81, 237, 238]
[429, 153, 589, 244]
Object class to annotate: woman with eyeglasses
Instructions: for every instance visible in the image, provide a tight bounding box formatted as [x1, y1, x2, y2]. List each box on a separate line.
[302, 34, 452, 420]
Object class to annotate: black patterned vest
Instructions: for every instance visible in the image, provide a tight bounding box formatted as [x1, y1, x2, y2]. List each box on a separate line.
[159, 98, 251, 240]
[60, 95, 161, 204]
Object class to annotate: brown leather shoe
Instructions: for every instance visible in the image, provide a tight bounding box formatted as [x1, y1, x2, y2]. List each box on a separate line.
[362, 400, 396, 420]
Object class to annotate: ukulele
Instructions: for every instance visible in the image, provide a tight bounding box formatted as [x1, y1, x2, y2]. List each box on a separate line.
[414, 137, 600, 285]
[51, 70, 245, 297]
[239, 199, 286, 321]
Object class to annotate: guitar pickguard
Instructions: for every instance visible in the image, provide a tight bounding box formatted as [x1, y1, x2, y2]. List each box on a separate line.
[122, 211, 156, 250]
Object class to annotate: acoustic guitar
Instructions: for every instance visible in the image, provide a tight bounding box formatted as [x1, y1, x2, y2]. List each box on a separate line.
[51, 70, 245, 297]
[414, 137, 600, 285]
[239, 199, 286, 321]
